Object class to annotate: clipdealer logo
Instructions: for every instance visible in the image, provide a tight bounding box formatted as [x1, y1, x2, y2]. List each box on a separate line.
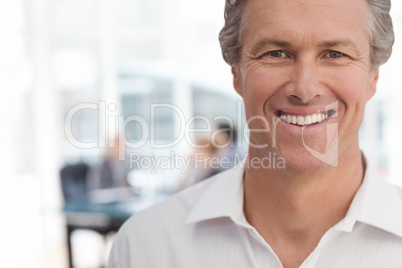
[64, 100, 338, 168]
[301, 101, 339, 167]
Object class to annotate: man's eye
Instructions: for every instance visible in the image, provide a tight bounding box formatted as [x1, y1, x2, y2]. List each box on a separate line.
[265, 50, 286, 58]
[326, 51, 344, 58]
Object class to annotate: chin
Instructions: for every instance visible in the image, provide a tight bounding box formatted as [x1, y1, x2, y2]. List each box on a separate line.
[249, 146, 331, 174]
[282, 149, 337, 174]
[285, 158, 328, 174]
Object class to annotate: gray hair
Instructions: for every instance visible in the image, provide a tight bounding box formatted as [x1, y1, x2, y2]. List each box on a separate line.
[219, 0, 394, 68]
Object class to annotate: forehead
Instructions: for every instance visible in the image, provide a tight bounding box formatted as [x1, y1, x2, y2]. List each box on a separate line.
[242, 0, 371, 49]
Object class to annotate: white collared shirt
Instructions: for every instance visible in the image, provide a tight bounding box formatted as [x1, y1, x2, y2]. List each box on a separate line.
[108, 160, 402, 268]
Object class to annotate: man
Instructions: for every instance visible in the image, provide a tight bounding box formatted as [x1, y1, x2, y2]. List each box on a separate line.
[87, 137, 130, 191]
[108, 0, 402, 267]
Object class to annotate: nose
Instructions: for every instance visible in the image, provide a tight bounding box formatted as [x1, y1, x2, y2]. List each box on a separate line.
[288, 59, 321, 105]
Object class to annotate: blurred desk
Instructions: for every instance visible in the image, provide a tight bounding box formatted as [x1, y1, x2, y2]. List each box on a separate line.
[63, 194, 167, 268]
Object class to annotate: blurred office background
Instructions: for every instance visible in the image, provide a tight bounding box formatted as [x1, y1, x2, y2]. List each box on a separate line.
[0, 0, 401, 267]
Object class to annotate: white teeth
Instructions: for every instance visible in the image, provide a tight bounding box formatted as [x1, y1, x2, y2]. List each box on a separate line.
[311, 114, 317, 123]
[297, 116, 304, 125]
[304, 116, 311, 125]
[279, 111, 333, 126]
[286, 115, 292, 123]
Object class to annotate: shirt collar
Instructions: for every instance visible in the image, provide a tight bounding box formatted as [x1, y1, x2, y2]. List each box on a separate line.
[352, 156, 402, 237]
[184, 163, 247, 226]
[185, 154, 402, 238]
[325, 154, 402, 237]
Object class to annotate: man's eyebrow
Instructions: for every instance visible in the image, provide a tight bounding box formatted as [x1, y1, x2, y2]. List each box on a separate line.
[248, 39, 292, 55]
[318, 40, 362, 54]
[248, 39, 363, 55]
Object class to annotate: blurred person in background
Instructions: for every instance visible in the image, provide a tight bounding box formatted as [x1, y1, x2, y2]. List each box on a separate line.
[87, 136, 130, 191]
[210, 122, 247, 175]
[177, 137, 218, 190]
[179, 123, 247, 191]
[108, 0, 402, 267]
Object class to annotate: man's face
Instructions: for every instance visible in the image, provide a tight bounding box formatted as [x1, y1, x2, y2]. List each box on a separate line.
[233, 0, 379, 172]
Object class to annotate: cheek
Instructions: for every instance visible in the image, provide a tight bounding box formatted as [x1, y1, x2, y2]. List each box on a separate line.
[242, 69, 284, 114]
[328, 70, 371, 107]
[327, 70, 371, 134]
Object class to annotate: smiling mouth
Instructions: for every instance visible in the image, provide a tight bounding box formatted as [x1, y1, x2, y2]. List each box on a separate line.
[277, 110, 336, 126]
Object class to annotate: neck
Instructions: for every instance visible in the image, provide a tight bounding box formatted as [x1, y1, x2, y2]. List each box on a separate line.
[243, 148, 364, 253]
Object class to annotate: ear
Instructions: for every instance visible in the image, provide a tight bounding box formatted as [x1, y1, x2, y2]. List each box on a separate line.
[367, 68, 379, 101]
[232, 66, 243, 96]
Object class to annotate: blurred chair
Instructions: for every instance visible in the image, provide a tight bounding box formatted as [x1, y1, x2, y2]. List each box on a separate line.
[60, 162, 109, 268]
[60, 163, 90, 204]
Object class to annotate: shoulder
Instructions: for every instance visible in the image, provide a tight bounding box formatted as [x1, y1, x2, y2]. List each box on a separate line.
[358, 174, 402, 239]
[374, 176, 402, 204]
[108, 174, 226, 267]
[119, 173, 219, 236]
